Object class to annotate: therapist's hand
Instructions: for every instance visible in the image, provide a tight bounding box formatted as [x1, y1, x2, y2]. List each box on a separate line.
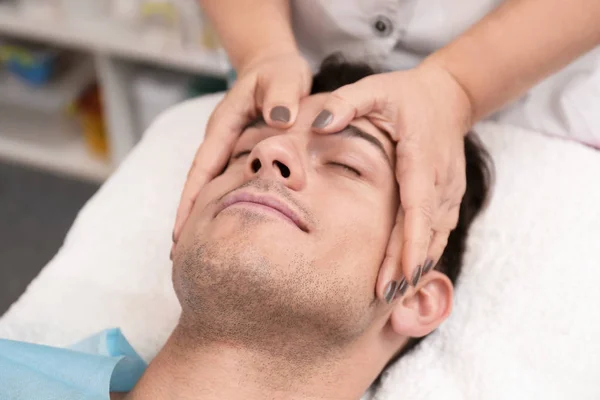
[172, 52, 313, 250]
[311, 63, 473, 302]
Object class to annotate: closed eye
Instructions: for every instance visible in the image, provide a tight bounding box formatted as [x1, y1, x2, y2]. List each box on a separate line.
[327, 162, 361, 177]
[232, 150, 251, 160]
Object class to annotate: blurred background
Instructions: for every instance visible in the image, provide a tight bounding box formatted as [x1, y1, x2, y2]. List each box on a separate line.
[0, 0, 229, 314]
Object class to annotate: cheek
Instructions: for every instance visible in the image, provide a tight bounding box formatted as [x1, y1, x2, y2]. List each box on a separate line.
[177, 171, 242, 248]
[311, 186, 397, 288]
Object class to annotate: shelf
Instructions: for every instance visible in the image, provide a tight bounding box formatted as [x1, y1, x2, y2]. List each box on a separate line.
[0, 57, 95, 113]
[0, 105, 112, 182]
[0, 5, 229, 76]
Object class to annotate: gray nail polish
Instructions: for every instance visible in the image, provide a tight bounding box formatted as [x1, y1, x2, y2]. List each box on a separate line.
[270, 106, 291, 123]
[395, 278, 408, 299]
[312, 110, 333, 128]
[423, 259, 434, 274]
[384, 281, 399, 304]
[411, 265, 423, 287]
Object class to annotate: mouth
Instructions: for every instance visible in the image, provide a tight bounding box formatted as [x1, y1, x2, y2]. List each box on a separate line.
[215, 191, 309, 233]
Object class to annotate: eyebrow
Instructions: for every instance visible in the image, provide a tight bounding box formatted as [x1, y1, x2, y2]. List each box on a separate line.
[242, 116, 266, 131]
[335, 125, 392, 168]
[241, 117, 392, 168]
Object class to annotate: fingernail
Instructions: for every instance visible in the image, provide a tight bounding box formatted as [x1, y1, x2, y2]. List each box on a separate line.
[423, 259, 434, 274]
[312, 110, 333, 128]
[270, 106, 290, 123]
[395, 278, 408, 299]
[384, 280, 399, 304]
[411, 265, 423, 287]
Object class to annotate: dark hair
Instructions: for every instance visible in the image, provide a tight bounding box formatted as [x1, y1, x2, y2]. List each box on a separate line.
[311, 55, 493, 385]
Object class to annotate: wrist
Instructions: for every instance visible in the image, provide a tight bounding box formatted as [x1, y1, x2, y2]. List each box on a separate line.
[419, 57, 475, 133]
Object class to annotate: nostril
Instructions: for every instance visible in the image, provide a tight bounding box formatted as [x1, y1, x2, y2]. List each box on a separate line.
[251, 159, 262, 173]
[274, 161, 290, 178]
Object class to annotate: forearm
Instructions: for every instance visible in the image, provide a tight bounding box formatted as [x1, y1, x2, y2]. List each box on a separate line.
[199, 0, 298, 71]
[424, 0, 600, 123]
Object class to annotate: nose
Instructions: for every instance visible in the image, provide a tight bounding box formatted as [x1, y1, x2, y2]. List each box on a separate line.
[245, 136, 306, 191]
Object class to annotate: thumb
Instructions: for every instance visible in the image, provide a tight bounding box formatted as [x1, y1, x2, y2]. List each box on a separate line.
[311, 76, 394, 135]
[262, 69, 312, 129]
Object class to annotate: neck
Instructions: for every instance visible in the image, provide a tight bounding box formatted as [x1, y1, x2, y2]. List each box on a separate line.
[127, 324, 380, 400]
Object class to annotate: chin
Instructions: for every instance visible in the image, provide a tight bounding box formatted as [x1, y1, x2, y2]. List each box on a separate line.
[172, 229, 374, 357]
[182, 213, 301, 271]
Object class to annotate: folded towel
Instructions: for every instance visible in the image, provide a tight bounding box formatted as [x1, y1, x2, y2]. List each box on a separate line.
[1, 94, 599, 399]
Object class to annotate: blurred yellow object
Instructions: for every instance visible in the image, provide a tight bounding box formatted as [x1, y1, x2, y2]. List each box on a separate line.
[140, 1, 179, 27]
[201, 22, 221, 50]
[140, 1, 178, 19]
[74, 84, 109, 159]
[0, 46, 35, 66]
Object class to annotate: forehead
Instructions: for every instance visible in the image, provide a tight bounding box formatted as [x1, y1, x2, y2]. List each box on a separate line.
[294, 93, 330, 129]
[264, 94, 395, 158]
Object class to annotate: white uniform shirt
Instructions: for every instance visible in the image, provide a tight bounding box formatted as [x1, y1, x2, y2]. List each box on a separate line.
[291, 0, 600, 147]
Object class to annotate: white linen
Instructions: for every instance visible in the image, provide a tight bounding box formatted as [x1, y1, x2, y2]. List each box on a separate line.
[1, 93, 599, 399]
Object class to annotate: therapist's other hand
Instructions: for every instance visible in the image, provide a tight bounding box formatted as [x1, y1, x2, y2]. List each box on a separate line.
[172, 52, 313, 250]
[311, 63, 473, 301]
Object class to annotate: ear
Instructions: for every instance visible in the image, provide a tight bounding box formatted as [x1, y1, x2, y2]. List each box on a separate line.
[389, 272, 454, 338]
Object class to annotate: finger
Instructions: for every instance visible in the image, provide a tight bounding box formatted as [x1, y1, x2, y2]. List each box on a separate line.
[401, 206, 432, 287]
[425, 198, 461, 268]
[172, 134, 233, 241]
[376, 211, 406, 304]
[173, 81, 257, 241]
[261, 70, 311, 129]
[311, 77, 395, 135]
[397, 146, 436, 286]
[424, 230, 449, 275]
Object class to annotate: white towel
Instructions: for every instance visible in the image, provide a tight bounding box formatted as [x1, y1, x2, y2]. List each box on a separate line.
[1, 94, 599, 399]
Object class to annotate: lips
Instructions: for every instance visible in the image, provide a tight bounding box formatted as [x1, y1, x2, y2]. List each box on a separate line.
[215, 191, 309, 232]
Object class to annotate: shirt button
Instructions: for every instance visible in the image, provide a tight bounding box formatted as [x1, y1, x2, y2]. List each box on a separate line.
[373, 16, 393, 37]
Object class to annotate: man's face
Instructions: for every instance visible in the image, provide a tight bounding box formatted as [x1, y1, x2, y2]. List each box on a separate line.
[173, 94, 399, 353]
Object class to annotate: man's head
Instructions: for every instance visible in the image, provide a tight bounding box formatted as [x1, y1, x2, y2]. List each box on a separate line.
[172, 56, 491, 386]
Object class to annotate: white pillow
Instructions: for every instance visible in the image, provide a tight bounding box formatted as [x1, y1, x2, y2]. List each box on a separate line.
[1, 93, 599, 400]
